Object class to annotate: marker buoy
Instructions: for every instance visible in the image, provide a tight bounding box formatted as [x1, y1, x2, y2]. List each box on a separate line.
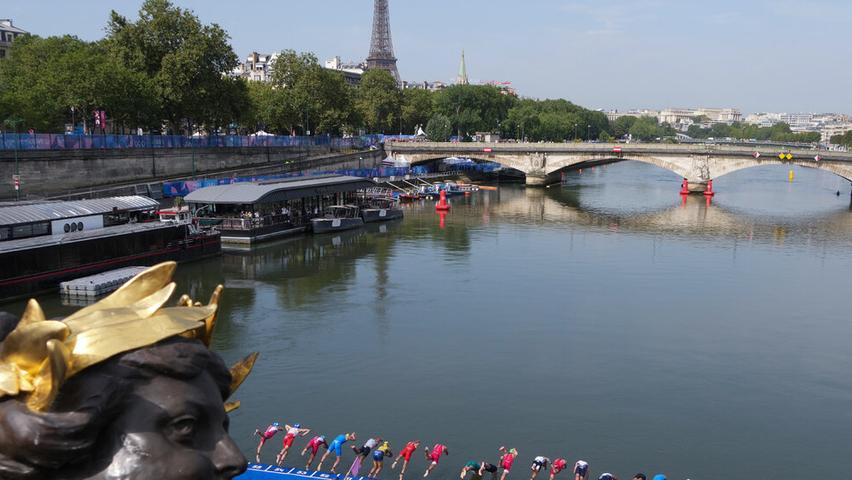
[435, 190, 451, 211]
[703, 179, 715, 197]
[680, 178, 690, 195]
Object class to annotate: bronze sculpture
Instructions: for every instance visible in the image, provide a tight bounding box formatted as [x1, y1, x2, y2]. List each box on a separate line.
[0, 262, 258, 479]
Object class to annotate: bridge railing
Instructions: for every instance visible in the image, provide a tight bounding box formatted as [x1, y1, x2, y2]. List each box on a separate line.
[0, 133, 384, 151]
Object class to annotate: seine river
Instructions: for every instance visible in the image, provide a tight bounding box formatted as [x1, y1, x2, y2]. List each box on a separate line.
[17, 161, 852, 479]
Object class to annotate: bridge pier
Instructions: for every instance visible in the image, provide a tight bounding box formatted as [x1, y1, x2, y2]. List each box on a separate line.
[525, 173, 547, 187]
[687, 181, 708, 193]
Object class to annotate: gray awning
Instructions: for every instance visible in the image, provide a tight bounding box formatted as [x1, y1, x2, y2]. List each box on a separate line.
[0, 196, 159, 227]
[184, 175, 377, 205]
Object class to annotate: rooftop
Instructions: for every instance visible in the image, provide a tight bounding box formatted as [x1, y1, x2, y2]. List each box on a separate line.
[0, 196, 159, 227]
[0, 19, 28, 34]
[184, 175, 376, 205]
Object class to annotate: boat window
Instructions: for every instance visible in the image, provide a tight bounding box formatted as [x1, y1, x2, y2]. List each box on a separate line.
[12, 224, 32, 239]
[31, 222, 49, 236]
[0, 227, 9, 241]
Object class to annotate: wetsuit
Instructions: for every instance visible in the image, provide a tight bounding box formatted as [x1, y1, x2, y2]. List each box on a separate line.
[531, 457, 550, 472]
[329, 434, 349, 456]
[428, 444, 447, 464]
[283, 426, 301, 448]
[373, 442, 393, 462]
[399, 442, 418, 462]
[307, 436, 328, 455]
[464, 461, 482, 479]
[551, 459, 568, 475]
[259, 425, 281, 445]
[501, 453, 516, 472]
[574, 461, 589, 478]
[481, 463, 499, 474]
[354, 438, 378, 457]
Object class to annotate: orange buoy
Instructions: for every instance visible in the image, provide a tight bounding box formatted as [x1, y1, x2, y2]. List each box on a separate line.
[435, 190, 451, 211]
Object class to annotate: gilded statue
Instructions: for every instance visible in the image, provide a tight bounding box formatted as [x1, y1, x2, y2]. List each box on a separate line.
[0, 262, 258, 479]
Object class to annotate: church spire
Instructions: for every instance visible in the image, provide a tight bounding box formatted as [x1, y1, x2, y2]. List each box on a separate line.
[457, 50, 469, 85]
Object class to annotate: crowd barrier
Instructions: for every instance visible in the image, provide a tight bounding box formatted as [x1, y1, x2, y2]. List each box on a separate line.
[0, 133, 384, 151]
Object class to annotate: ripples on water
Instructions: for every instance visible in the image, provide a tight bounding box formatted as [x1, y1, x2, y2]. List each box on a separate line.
[7, 161, 852, 479]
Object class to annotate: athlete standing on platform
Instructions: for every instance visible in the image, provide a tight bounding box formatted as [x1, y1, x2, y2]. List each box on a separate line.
[254, 422, 284, 462]
[498, 447, 519, 480]
[529, 456, 550, 480]
[549, 459, 569, 480]
[479, 461, 500, 480]
[460, 461, 482, 480]
[302, 435, 329, 470]
[391, 440, 420, 480]
[369, 440, 394, 478]
[423, 443, 449, 477]
[317, 432, 356, 473]
[573, 460, 590, 480]
[276, 423, 312, 465]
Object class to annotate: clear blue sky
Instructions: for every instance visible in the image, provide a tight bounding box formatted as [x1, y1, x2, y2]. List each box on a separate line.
[5, 0, 851, 114]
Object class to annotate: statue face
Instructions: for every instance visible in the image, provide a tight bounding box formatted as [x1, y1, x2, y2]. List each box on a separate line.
[81, 371, 246, 480]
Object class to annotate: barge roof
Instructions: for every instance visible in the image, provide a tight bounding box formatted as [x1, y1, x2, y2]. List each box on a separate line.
[0, 221, 173, 254]
[184, 175, 376, 205]
[0, 196, 159, 227]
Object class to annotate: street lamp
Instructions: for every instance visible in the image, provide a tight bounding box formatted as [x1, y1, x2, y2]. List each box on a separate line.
[573, 123, 578, 141]
[587, 124, 591, 142]
[4, 117, 23, 201]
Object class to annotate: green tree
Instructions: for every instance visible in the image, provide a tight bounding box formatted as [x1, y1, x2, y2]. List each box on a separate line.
[0, 35, 157, 132]
[106, 0, 241, 132]
[401, 89, 433, 134]
[434, 85, 514, 136]
[355, 69, 401, 134]
[425, 113, 452, 142]
[610, 116, 637, 139]
[628, 117, 662, 141]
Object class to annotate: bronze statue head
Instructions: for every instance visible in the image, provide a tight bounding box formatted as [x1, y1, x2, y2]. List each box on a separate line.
[0, 263, 258, 479]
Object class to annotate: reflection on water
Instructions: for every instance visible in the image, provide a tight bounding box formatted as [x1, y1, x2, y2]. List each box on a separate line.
[6, 161, 852, 479]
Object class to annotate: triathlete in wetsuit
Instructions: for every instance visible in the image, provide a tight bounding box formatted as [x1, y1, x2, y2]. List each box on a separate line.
[529, 456, 551, 480]
[498, 447, 519, 480]
[369, 441, 394, 478]
[461, 461, 482, 480]
[254, 422, 284, 463]
[391, 440, 420, 480]
[317, 432, 356, 473]
[479, 461, 500, 480]
[574, 460, 590, 480]
[276, 423, 312, 466]
[301, 435, 329, 470]
[549, 459, 569, 480]
[423, 443, 449, 477]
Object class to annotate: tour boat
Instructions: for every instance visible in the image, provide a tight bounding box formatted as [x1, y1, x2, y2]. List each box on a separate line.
[311, 205, 364, 234]
[360, 196, 404, 223]
[0, 196, 221, 302]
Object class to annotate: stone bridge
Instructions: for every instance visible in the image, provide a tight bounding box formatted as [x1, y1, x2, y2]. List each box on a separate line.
[386, 141, 852, 191]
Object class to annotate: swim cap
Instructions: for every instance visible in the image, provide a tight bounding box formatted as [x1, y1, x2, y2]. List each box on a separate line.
[294, 423, 301, 428]
[652, 475, 667, 480]
[273, 422, 279, 427]
[510, 448, 518, 455]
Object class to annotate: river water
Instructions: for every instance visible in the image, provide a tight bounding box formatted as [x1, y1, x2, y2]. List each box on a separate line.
[15, 161, 852, 479]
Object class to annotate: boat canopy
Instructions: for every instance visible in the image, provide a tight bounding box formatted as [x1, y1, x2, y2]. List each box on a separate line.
[184, 175, 376, 205]
[0, 196, 159, 227]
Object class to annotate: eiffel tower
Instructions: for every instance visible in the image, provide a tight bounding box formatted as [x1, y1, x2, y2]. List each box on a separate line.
[366, 0, 401, 83]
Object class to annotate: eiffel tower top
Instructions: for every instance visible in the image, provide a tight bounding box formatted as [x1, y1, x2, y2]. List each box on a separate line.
[366, 0, 401, 83]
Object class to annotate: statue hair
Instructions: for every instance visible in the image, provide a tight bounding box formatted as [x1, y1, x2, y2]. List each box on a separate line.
[0, 330, 232, 479]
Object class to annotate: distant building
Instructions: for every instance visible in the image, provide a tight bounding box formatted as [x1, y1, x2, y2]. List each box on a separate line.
[0, 19, 28, 59]
[324, 57, 364, 86]
[659, 108, 741, 128]
[402, 80, 447, 91]
[232, 52, 278, 82]
[605, 109, 660, 122]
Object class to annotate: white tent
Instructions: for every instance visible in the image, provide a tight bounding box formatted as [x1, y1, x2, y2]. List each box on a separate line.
[254, 130, 274, 136]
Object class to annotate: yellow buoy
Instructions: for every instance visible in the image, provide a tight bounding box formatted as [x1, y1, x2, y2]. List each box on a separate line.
[789, 169, 794, 182]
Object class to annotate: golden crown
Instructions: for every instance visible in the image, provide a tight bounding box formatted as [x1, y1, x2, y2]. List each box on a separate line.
[0, 262, 257, 413]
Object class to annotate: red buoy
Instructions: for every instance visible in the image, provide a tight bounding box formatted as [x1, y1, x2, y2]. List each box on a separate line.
[704, 179, 715, 197]
[435, 190, 451, 211]
[680, 178, 690, 195]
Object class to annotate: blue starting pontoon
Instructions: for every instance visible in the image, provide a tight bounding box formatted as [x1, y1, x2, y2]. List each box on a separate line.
[238, 464, 376, 480]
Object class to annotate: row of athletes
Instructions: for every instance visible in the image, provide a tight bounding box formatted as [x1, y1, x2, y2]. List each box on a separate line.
[254, 423, 668, 480]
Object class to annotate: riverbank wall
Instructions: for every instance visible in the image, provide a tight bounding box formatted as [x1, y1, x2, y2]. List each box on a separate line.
[0, 146, 385, 200]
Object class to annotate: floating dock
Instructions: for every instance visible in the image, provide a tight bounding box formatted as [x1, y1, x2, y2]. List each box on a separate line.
[239, 464, 376, 480]
[59, 266, 148, 298]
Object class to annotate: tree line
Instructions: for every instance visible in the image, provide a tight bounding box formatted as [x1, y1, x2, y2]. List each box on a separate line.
[0, 0, 827, 147]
